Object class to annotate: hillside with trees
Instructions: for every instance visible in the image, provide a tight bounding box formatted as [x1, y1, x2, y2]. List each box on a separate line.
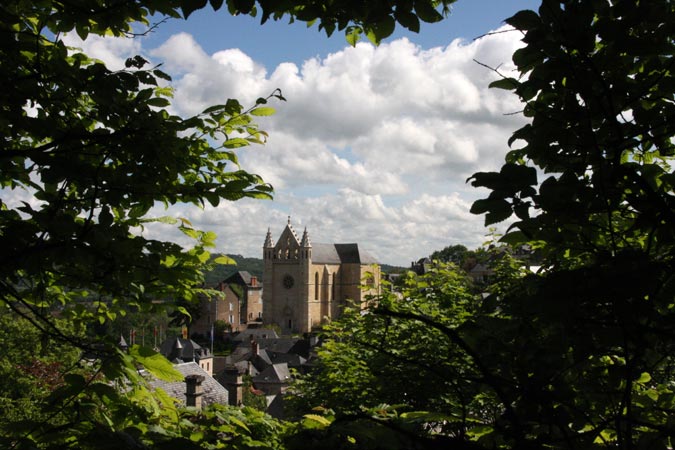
[2, 0, 674, 449]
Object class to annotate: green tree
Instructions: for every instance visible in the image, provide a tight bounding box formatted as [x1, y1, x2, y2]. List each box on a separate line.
[467, 1, 675, 447]
[291, 1, 675, 449]
[0, 308, 83, 433]
[0, 0, 459, 448]
[287, 266, 487, 435]
[430, 244, 470, 266]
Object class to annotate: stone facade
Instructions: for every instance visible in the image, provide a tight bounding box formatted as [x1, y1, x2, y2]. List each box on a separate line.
[192, 271, 263, 335]
[263, 218, 380, 334]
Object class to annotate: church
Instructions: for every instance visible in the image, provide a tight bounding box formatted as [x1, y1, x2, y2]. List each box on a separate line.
[263, 218, 381, 334]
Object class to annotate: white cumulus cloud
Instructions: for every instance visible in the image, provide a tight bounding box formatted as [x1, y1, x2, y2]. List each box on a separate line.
[40, 24, 527, 266]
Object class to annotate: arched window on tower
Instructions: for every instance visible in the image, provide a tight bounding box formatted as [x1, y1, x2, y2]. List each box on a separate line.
[314, 272, 319, 300]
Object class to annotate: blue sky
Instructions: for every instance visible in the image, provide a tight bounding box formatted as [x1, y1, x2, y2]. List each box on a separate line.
[143, 0, 539, 67]
[56, 0, 539, 266]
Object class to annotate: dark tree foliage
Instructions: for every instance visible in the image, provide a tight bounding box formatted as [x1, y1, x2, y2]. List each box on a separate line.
[0, 1, 458, 448]
[292, 1, 675, 449]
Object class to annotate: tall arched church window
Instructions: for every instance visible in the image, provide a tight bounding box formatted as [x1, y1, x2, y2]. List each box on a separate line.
[332, 273, 336, 299]
[314, 272, 319, 300]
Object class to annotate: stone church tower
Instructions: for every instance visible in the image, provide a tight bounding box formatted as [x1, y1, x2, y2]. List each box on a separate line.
[263, 218, 380, 334]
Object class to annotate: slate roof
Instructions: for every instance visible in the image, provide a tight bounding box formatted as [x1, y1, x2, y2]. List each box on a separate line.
[224, 271, 260, 287]
[253, 363, 291, 384]
[234, 337, 310, 358]
[469, 263, 491, 274]
[268, 352, 307, 368]
[146, 362, 228, 407]
[312, 243, 378, 264]
[251, 350, 273, 372]
[232, 328, 279, 342]
[159, 337, 211, 363]
[265, 394, 285, 419]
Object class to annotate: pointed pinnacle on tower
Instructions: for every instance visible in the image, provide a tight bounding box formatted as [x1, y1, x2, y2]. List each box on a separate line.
[263, 227, 274, 248]
[286, 216, 298, 238]
[300, 227, 311, 247]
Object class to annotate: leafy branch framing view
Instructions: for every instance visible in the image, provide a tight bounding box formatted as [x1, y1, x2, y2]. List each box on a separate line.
[1, 0, 674, 448]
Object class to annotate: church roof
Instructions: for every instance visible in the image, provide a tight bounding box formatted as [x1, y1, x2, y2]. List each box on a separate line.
[312, 243, 378, 264]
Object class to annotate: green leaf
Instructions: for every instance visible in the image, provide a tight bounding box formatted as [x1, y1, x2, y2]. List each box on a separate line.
[181, 0, 208, 18]
[209, 0, 224, 10]
[346, 26, 363, 46]
[414, 0, 443, 23]
[365, 16, 396, 45]
[129, 345, 183, 382]
[249, 107, 276, 116]
[636, 372, 651, 384]
[505, 9, 541, 31]
[223, 137, 251, 148]
[395, 10, 420, 33]
[489, 77, 519, 90]
[214, 255, 236, 265]
[303, 414, 332, 428]
[147, 97, 170, 107]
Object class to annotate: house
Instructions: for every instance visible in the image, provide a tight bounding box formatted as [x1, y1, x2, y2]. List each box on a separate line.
[159, 337, 214, 376]
[263, 218, 381, 333]
[411, 257, 432, 275]
[469, 263, 493, 284]
[191, 271, 263, 336]
[146, 361, 229, 408]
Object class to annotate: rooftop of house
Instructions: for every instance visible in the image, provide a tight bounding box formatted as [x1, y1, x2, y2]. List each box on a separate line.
[253, 362, 292, 384]
[223, 270, 261, 288]
[146, 362, 228, 407]
[232, 328, 280, 342]
[159, 337, 212, 363]
[234, 337, 311, 358]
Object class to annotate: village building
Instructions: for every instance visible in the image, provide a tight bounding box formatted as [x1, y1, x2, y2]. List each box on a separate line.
[262, 218, 381, 334]
[146, 362, 228, 409]
[159, 337, 214, 376]
[191, 271, 263, 336]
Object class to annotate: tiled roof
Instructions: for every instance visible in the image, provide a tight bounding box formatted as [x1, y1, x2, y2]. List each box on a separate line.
[146, 362, 228, 407]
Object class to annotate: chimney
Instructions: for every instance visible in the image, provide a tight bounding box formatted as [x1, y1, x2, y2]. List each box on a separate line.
[251, 339, 259, 356]
[250, 276, 257, 287]
[185, 374, 205, 409]
[223, 366, 243, 406]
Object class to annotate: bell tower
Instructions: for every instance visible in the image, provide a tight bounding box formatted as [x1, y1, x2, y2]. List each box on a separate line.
[263, 217, 305, 333]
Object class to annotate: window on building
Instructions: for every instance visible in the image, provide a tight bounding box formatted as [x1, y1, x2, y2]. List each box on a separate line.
[332, 273, 336, 299]
[314, 272, 319, 299]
